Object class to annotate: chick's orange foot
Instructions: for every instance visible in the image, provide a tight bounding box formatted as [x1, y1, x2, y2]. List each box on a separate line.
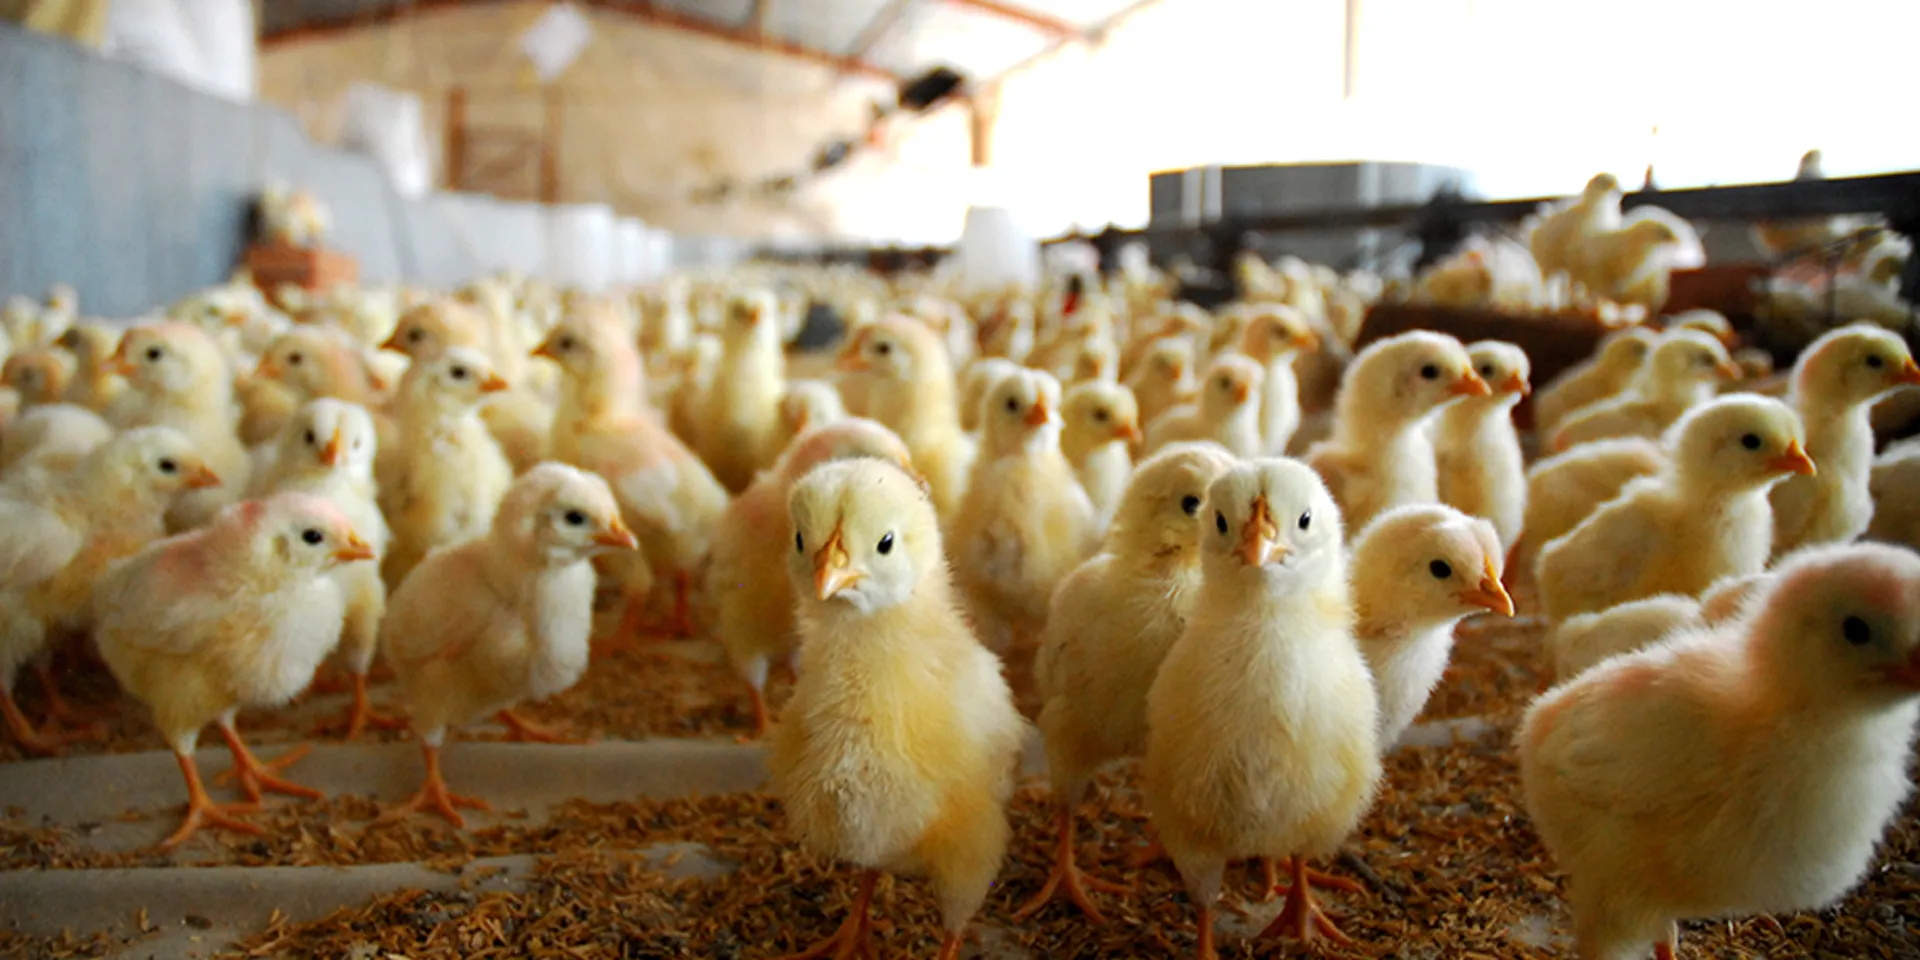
[213, 727, 323, 803]
[1, 691, 101, 756]
[159, 752, 264, 850]
[1257, 857, 1355, 945]
[495, 709, 586, 744]
[313, 672, 406, 740]
[1011, 809, 1130, 924]
[387, 745, 490, 829]
[777, 870, 879, 960]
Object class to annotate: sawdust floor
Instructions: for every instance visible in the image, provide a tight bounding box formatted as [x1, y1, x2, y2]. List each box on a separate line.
[3, 597, 1918, 959]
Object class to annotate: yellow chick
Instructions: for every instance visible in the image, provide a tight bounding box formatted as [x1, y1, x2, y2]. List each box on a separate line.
[1143, 457, 1380, 955]
[773, 457, 1025, 960]
[1351, 504, 1514, 751]
[1126, 335, 1198, 429]
[2, 347, 74, 409]
[381, 299, 554, 474]
[666, 332, 721, 447]
[94, 493, 374, 848]
[261, 399, 396, 740]
[0, 427, 219, 754]
[0, 403, 114, 485]
[1537, 395, 1816, 623]
[380, 347, 515, 590]
[979, 297, 1035, 363]
[1022, 442, 1236, 923]
[1566, 208, 1695, 307]
[1527, 173, 1624, 280]
[1520, 542, 1920, 960]
[1146, 353, 1264, 457]
[950, 368, 1099, 652]
[1548, 570, 1765, 681]
[1867, 444, 1920, 551]
[1306, 331, 1489, 532]
[838, 316, 975, 521]
[1770, 324, 1920, 557]
[1665, 308, 1738, 348]
[1236, 305, 1318, 455]
[1516, 437, 1667, 576]
[957, 356, 1022, 435]
[706, 418, 915, 738]
[1553, 329, 1739, 450]
[112, 323, 251, 532]
[699, 291, 787, 493]
[537, 313, 729, 640]
[770, 379, 847, 460]
[1060, 380, 1142, 528]
[1435, 340, 1531, 551]
[1533, 326, 1657, 438]
[247, 325, 396, 454]
[53, 324, 126, 413]
[1068, 335, 1120, 385]
[380, 464, 634, 826]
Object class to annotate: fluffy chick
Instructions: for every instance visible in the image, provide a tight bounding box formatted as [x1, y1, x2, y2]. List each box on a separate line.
[1770, 324, 1920, 556]
[1143, 458, 1380, 956]
[2, 347, 74, 408]
[1517, 438, 1667, 575]
[1436, 341, 1531, 551]
[1237, 305, 1318, 455]
[53, 324, 127, 414]
[1060, 380, 1142, 529]
[949, 369, 1100, 652]
[773, 458, 1025, 960]
[1306, 331, 1489, 532]
[381, 299, 553, 473]
[1519, 542, 1920, 960]
[1867, 444, 1920, 551]
[1146, 354, 1264, 457]
[1022, 442, 1237, 922]
[1534, 327, 1657, 438]
[1352, 505, 1514, 751]
[1548, 571, 1766, 682]
[1554, 329, 1738, 450]
[838, 317, 974, 521]
[706, 418, 915, 738]
[699, 292, 787, 492]
[1537, 395, 1815, 623]
[112, 323, 251, 531]
[94, 493, 373, 848]
[1529, 173, 1624, 281]
[957, 357, 1021, 435]
[381, 347, 514, 590]
[0, 403, 113, 484]
[770, 379, 847, 460]
[1126, 336, 1198, 430]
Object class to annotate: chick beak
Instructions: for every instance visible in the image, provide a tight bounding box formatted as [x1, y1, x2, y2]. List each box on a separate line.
[1292, 329, 1322, 352]
[1449, 370, 1492, 397]
[185, 465, 223, 489]
[1023, 399, 1053, 427]
[1114, 421, 1143, 443]
[225, 310, 248, 327]
[1898, 357, 1920, 385]
[1501, 371, 1531, 397]
[530, 338, 561, 361]
[379, 330, 409, 354]
[254, 356, 283, 382]
[479, 372, 511, 393]
[1460, 559, 1516, 617]
[319, 428, 344, 467]
[1230, 380, 1252, 404]
[594, 521, 639, 550]
[334, 532, 376, 563]
[109, 342, 138, 378]
[812, 528, 862, 600]
[1715, 360, 1743, 381]
[1886, 649, 1920, 691]
[1234, 495, 1284, 566]
[1767, 440, 1817, 476]
[836, 345, 870, 373]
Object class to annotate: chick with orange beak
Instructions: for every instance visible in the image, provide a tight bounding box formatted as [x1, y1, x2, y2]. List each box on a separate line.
[259, 399, 397, 740]
[1306, 331, 1489, 532]
[379, 347, 515, 591]
[1436, 340, 1532, 553]
[108, 323, 251, 532]
[1237, 304, 1320, 455]
[1145, 353, 1265, 458]
[1061, 380, 1143, 529]
[949, 368, 1100, 654]
[773, 457, 1025, 960]
[1143, 458, 1382, 956]
[1538, 395, 1817, 625]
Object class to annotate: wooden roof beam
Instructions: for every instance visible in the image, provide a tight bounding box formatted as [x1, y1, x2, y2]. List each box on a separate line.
[607, 0, 900, 79]
[941, 0, 1075, 37]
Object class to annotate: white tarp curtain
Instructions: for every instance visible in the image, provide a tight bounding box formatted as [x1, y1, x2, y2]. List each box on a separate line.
[338, 81, 435, 199]
[99, 0, 254, 101]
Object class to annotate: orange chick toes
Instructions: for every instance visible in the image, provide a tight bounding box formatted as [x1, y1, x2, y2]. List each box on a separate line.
[386, 743, 490, 828]
[159, 751, 264, 850]
[1257, 855, 1356, 945]
[212, 723, 323, 803]
[1012, 808, 1131, 923]
[777, 869, 879, 960]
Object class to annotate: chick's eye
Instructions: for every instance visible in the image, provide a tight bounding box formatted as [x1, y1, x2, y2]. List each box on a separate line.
[877, 532, 894, 555]
[557, 336, 574, 350]
[1419, 363, 1439, 380]
[1740, 433, 1761, 450]
[1005, 397, 1019, 413]
[300, 529, 324, 545]
[145, 347, 162, 362]
[304, 430, 316, 445]
[1298, 509, 1312, 531]
[1181, 495, 1201, 516]
[1094, 409, 1110, 422]
[287, 352, 303, 366]
[1215, 511, 1228, 535]
[407, 329, 424, 343]
[1479, 364, 1494, 377]
[795, 531, 804, 554]
[158, 459, 176, 474]
[1867, 355, 1886, 369]
[450, 366, 468, 380]
[564, 510, 586, 526]
[1429, 559, 1453, 579]
[876, 342, 892, 356]
[1842, 615, 1871, 646]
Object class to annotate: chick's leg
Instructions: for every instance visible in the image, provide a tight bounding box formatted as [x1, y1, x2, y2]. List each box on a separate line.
[776, 869, 878, 960]
[159, 750, 263, 850]
[387, 739, 489, 829]
[213, 719, 322, 803]
[1011, 806, 1130, 923]
[1257, 855, 1354, 945]
[1, 687, 93, 756]
[1262, 855, 1367, 900]
[495, 709, 586, 744]
[29, 656, 97, 727]
[316, 585, 405, 740]
[1167, 848, 1227, 960]
[330, 671, 407, 741]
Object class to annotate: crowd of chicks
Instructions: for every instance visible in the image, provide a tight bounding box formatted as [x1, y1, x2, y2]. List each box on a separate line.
[3, 184, 1920, 960]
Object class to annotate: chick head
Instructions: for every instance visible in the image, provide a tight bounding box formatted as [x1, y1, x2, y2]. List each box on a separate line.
[981, 367, 1064, 453]
[1199, 354, 1265, 417]
[724, 290, 781, 346]
[959, 357, 1022, 426]
[496, 462, 636, 564]
[1666, 309, 1737, 348]
[1584, 172, 1623, 201]
[1201, 456, 1343, 583]
[532, 311, 624, 379]
[1626, 217, 1683, 247]
[1, 349, 71, 404]
[54, 323, 119, 364]
[1596, 326, 1659, 374]
[1137, 336, 1195, 386]
[113, 323, 226, 399]
[1666, 394, 1815, 492]
[788, 457, 940, 615]
[236, 491, 376, 571]
[254, 327, 343, 397]
[1071, 336, 1119, 384]
[778, 380, 847, 439]
[1107, 441, 1236, 558]
[1063, 380, 1141, 448]
[1346, 331, 1489, 421]
[1750, 541, 1920, 706]
[1465, 340, 1531, 405]
[837, 316, 941, 383]
[777, 417, 917, 487]
[1239, 305, 1319, 363]
[280, 398, 377, 477]
[96, 425, 221, 495]
[1792, 323, 1920, 408]
[381, 300, 486, 359]
[1648, 328, 1740, 388]
[407, 346, 508, 413]
[1353, 504, 1513, 622]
